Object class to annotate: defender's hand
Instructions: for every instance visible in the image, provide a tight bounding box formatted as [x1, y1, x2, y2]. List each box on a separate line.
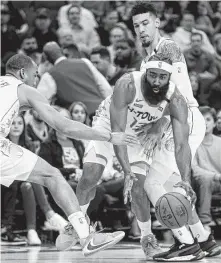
[110, 132, 138, 146]
[174, 181, 197, 206]
[123, 172, 137, 204]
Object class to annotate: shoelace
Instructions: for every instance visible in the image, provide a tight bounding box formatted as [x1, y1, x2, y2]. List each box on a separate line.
[145, 235, 160, 249]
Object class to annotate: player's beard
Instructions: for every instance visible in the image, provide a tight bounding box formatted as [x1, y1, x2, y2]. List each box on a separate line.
[143, 77, 169, 104]
[141, 40, 151, 48]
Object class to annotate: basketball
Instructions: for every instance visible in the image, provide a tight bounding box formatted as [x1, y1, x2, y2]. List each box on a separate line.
[155, 192, 192, 229]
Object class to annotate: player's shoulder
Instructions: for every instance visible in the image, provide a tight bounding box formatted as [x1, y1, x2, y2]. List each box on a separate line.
[158, 39, 185, 63]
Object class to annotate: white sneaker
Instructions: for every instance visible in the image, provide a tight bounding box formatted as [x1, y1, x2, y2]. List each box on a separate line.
[141, 234, 163, 259]
[82, 231, 125, 257]
[27, 230, 42, 246]
[44, 213, 68, 232]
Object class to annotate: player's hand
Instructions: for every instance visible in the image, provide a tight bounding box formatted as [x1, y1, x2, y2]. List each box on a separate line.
[123, 172, 137, 204]
[174, 181, 197, 206]
[110, 132, 139, 146]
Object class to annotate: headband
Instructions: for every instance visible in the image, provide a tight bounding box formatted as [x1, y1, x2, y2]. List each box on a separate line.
[143, 61, 173, 73]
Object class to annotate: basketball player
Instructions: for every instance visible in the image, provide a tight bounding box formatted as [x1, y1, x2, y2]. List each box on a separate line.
[110, 53, 221, 261]
[0, 54, 138, 256]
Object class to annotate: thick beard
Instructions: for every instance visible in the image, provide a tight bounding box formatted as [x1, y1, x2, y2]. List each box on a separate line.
[114, 54, 131, 68]
[142, 77, 169, 104]
[141, 40, 151, 48]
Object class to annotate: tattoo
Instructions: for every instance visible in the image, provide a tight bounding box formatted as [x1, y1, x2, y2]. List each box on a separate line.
[159, 40, 185, 63]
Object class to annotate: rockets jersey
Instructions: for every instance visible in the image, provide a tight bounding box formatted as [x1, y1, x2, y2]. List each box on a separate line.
[140, 37, 198, 108]
[0, 76, 22, 138]
[93, 71, 175, 135]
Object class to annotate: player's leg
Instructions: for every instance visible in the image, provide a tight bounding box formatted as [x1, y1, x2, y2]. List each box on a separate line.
[76, 140, 112, 216]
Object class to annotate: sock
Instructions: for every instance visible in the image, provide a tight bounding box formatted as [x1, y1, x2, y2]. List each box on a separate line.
[45, 210, 55, 221]
[137, 219, 152, 238]
[189, 221, 210, 242]
[172, 226, 194, 244]
[80, 204, 89, 216]
[68, 211, 90, 239]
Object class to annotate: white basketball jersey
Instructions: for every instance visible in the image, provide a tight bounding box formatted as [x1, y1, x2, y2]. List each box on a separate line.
[126, 72, 175, 133]
[140, 37, 198, 108]
[0, 76, 22, 137]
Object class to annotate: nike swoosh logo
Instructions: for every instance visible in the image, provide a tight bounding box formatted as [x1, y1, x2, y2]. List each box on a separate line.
[87, 239, 113, 251]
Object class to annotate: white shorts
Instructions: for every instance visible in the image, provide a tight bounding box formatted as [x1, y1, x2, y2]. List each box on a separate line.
[0, 137, 38, 187]
[83, 119, 150, 176]
[150, 107, 206, 186]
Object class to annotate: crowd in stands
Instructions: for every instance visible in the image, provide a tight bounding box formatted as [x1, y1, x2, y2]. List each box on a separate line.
[1, 1, 221, 245]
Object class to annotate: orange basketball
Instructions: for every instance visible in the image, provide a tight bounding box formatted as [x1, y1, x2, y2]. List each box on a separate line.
[155, 192, 192, 229]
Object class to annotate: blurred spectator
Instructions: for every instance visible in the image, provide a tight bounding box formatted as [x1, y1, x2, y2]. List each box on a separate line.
[192, 106, 221, 229]
[184, 32, 217, 78]
[213, 109, 221, 137]
[90, 46, 127, 86]
[172, 11, 215, 54]
[96, 9, 119, 46]
[211, 2, 221, 34]
[189, 71, 201, 102]
[58, 1, 98, 31]
[57, 27, 74, 47]
[195, 1, 215, 37]
[18, 34, 42, 65]
[62, 43, 82, 59]
[114, 38, 142, 71]
[108, 24, 128, 63]
[37, 42, 112, 114]
[1, 4, 20, 58]
[59, 4, 100, 53]
[30, 8, 58, 53]
[208, 34, 221, 110]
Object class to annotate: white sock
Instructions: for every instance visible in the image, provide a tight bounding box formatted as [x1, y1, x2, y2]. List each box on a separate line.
[172, 226, 194, 244]
[68, 211, 90, 239]
[137, 219, 152, 238]
[80, 204, 89, 216]
[189, 221, 210, 242]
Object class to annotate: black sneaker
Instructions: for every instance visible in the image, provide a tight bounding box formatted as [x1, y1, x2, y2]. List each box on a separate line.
[153, 237, 205, 262]
[1, 228, 26, 246]
[199, 234, 221, 257]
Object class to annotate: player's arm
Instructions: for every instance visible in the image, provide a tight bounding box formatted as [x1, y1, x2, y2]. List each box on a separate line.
[169, 89, 191, 183]
[110, 74, 135, 174]
[18, 84, 133, 143]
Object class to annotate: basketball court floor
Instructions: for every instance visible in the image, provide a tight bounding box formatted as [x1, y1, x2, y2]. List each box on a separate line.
[1, 242, 221, 263]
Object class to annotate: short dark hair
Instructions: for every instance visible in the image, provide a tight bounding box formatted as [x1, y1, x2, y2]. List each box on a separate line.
[191, 32, 203, 41]
[91, 46, 110, 61]
[199, 106, 217, 122]
[130, 1, 157, 18]
[5, 54, 34, 74]
[148, 53, 172, 65]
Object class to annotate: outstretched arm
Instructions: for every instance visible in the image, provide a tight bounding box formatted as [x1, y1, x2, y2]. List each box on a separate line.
[19, 84, 135, 144]
[110, 74, 135, 174]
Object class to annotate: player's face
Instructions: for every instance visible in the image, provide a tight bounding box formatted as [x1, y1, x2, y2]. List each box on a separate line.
[133, 13, 159, 47]
[10, 116, 25, 138]
[203, 113, 216, 135]
[71, 104, 86, 123]
[22, 63, 38, 87]
[145, 68, 170, 93]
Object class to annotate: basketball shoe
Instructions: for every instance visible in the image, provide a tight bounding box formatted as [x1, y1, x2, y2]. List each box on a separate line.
[199, 233, 221, 257]
[141, 234, 163, 259]
[153, 237, 205, 261]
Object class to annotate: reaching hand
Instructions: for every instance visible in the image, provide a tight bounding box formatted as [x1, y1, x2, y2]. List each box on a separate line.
[174, 181, 197, 206]
[110, 132, 139, 146]
[123, 172, 137, 204]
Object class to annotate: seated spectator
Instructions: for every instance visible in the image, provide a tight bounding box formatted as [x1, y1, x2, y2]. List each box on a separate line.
[57, 27, 74, 48]
[62, 43, 83, 59]
[31, 8, 58, 53]
[172, 11, 215, 54]
[90, 46, 127, 86]
[18, 34, 42, 65]
[114, 38, 142, 71]
[1, 4, 20, 58]
[96, 9, 120, 46]
[213, 109, 221, 137]
[208, 34, 221, 110]
[192, 106, 221, 230]
[58, 1, 98, 31]
[189, 71, 201, 102]
[60, 4, 100, 53]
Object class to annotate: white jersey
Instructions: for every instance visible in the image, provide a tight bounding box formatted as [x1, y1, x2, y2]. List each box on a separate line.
[0, 76, 22, 138]
[93, 71, 175, 134]
[140, 37, 198, 108]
